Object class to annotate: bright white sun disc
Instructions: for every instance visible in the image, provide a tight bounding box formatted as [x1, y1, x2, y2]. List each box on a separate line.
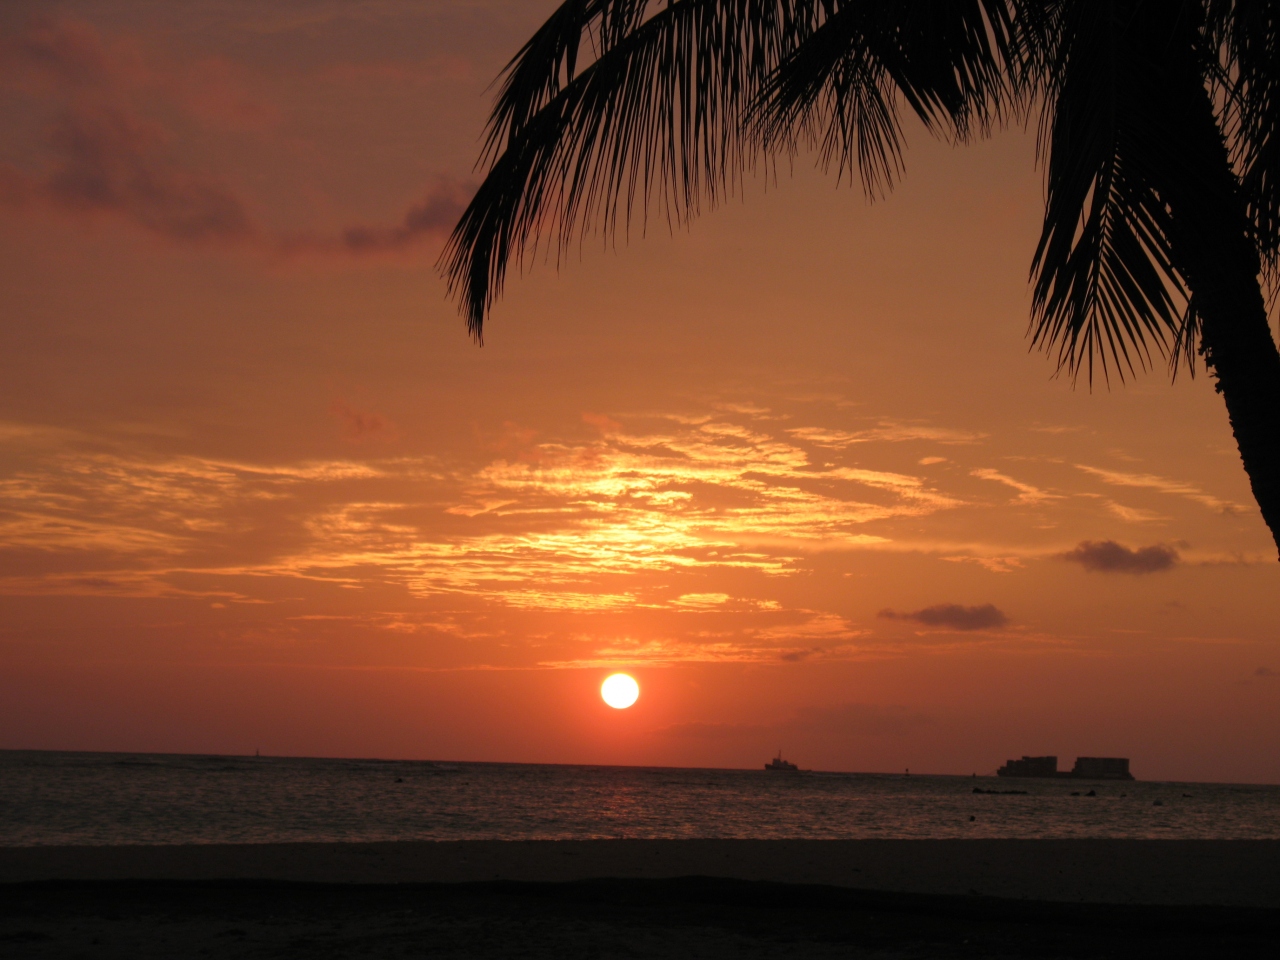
[601, 673, 639, 709]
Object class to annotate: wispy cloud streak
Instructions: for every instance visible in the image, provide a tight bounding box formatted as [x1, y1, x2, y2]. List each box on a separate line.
[0, 414, 959, 611]
[1076, 465, 1242, 513]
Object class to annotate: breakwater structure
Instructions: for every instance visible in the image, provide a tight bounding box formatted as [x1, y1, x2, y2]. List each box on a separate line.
[997, 756, 1134, 780]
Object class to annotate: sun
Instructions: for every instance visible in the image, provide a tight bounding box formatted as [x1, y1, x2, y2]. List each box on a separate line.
[601, 673, 639, 709]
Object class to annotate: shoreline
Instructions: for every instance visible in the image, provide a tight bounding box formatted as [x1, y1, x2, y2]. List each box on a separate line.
[9, 749, 1280, 787]
[3, 839, 1278, 908]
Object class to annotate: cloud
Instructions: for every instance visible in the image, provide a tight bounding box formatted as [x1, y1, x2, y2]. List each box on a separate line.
[878, 603, 1008, 631]
[2, 15, 462, 254]
[330, 400, 396, 443]
[334, 177, 474, 252]
[971, 468, 1058, 505]
[0, 410, 956, 613]
[670, 593, 732, 609]
[714, 402, 775, 418]
[0, 17, 254, 243]
[788, 422, 985, 449]
[1057, 540, 1178, 574]
[943, 555, 1024, 573]
[1076, 465, 1241, 513]
[1030, 424, 1086, 435]
[0, 15, 130, 91]
[41, 103, 253, 241]
[582, 412, 622, 434]
[1104, 501, 1165, 523]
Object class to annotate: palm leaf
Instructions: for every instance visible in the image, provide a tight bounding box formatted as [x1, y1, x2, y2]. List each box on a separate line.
[442, 0, 1011, 340]
[1208, 0, 1280, 297]
[1028, 1, 1204, 384]
[442, 0, 813, 340]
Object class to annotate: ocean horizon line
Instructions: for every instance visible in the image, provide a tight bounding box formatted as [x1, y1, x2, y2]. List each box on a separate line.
[4, 747, 1277, 789]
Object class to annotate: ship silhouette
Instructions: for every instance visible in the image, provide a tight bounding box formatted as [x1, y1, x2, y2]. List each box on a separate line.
[764, 751, 799, 772]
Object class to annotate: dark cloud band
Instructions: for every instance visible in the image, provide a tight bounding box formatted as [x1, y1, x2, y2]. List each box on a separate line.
[878, 603, 1008, 631]
[1058, 540, 1178, 574]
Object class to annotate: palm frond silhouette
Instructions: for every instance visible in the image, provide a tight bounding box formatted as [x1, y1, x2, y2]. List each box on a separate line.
[442, 0, 1280, 558]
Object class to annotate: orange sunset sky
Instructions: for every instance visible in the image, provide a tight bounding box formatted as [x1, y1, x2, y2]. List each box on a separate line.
[1, 0, 1278, 784]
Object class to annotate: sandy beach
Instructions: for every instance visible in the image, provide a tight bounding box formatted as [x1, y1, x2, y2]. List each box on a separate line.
[3, 840, 1278, 958]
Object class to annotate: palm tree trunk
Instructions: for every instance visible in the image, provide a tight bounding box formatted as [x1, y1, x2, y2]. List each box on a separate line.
[1166, 86, 1280, 560]
[1195, 269, 1280, 560]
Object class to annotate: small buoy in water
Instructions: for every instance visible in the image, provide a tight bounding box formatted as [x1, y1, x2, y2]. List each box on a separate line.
[1086, 790, 1096, 797]
[395, 777, 404, 783]
[1153, 800, 1163, 806]
[969, 815, 976, 821]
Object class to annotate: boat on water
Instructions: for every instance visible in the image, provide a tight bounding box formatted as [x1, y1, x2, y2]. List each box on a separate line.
[764, 752, 799, 772]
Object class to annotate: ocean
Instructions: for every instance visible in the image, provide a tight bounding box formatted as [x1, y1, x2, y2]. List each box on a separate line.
[2, 750, 1278, 846]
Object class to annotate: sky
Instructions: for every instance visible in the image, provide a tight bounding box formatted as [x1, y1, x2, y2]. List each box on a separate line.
[1, 0, 1278, 783]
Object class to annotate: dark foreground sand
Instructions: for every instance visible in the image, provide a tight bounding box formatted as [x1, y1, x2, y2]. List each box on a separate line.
[3, 841, 1278, 958]
[3, 839, 1278, 906]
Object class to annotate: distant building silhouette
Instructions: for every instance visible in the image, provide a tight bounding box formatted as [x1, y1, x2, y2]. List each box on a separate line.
[997, 756, 1061, 778]
[1070, 757, 1133, 780]
[997, 755, 1134, 780]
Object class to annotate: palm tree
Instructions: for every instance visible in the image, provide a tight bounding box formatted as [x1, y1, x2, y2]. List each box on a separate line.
[441, 0, 1280, 559]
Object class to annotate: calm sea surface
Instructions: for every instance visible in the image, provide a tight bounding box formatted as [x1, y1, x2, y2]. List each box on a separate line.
[2, 750, 1278, 846]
